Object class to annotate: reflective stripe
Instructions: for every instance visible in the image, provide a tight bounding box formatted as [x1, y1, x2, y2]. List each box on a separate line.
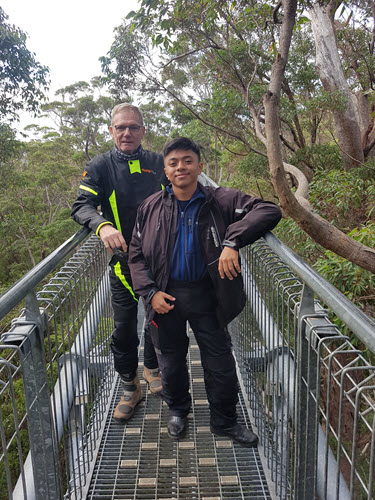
[128, 160, 141, 174]
[235, 208, 245, 214]
[79, 185, 98, 196]
[161, 184, 165, 190]
[109, 190, 122, 233]
[96, 221, 113, 236]
[114, 262, 138, 302]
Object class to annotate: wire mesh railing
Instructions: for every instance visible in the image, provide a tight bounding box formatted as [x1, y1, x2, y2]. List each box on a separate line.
[228, 234, 375, 500]
[0, 233, 114, 500]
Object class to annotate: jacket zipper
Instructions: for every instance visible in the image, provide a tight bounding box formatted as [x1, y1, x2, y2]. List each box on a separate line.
[210, 209, 223, 250]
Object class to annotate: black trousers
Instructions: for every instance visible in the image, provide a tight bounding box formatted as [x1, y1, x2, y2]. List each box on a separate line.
[109, 253, 158, 376]
[151, 277, 239, 429]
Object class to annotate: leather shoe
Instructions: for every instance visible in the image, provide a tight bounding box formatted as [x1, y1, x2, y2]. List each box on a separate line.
[168, 416, 186, 440]
[210, 423, 258, 448]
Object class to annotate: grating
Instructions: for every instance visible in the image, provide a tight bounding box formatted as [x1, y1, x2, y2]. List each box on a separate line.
[87, 322, 272, 499]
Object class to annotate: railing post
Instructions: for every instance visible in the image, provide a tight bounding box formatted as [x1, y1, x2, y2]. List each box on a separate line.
[294, 284, 318, 500]
[2, 291, 60, 500]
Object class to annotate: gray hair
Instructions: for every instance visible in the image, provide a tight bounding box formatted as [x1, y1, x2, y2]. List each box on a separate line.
[111, 103, 144, 126]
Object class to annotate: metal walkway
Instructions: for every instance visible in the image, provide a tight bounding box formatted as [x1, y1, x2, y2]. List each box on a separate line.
[87, 324, 271, 499]
[2, 226, 375, 499]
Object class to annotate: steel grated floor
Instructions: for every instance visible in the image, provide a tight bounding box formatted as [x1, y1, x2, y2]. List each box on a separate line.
[87, 324, 271, 499]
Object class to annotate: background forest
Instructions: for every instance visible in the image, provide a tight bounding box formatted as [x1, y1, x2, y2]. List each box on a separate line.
[1, 0, 375, 324]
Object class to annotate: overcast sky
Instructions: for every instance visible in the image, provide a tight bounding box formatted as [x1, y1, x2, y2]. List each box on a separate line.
[2, 0, 139, 129]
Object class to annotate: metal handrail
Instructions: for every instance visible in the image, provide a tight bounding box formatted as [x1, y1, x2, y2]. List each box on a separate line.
[264, 233, 375, 350]
[0, 226, 90, 320]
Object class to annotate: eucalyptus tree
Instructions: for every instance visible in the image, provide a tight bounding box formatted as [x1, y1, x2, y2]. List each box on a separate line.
[265, 0, 375, 272]
[307, 0, 375, 170]
[0, 131, 81, 283]
[42, 81, 115, 160]
[0, 7, 49, 121]
[101, 0, 375, 272]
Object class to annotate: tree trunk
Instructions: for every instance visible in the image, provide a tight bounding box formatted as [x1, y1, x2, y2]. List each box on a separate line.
[264, 0, 375, 273]
[309, 3, 364, 170]
[19, 227, 36, 268]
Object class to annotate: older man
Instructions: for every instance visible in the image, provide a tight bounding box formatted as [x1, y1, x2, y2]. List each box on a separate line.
[71, 103, 167, 422]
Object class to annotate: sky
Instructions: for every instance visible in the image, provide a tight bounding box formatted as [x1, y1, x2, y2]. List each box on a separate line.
[2, 0, 140, 130]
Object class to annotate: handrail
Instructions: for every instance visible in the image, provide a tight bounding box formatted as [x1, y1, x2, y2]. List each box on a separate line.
[0, 226, 90, 319]
[264, 232, 375, 352]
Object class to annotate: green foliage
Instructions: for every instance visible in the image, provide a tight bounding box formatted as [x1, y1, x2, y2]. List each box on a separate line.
[42, 81, 114, 160]
[275, 161, 375, 322]
[290, 144, 343, 172]
[140, 101, 172, 152]
[0, 124, 20, 163]
[315, 222, 375, 301]
[274, 217, 323, 265]
[335, 16, 375, 91]
[221, 149, 271, 190]
[0, 7, 49, 121]
[100, 23, 146, 98]
[0, 374, 28, 496]
[309, 167, 375, 230]
[210, 85, 249, 125]
[315, 223, 375, 334]
[0, 135, 82, 287]
[306, 89, 349, 114]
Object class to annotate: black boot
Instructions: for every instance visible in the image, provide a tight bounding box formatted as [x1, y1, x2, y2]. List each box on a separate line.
[210, 423, 258, 448]
[168, 416, 186, 440]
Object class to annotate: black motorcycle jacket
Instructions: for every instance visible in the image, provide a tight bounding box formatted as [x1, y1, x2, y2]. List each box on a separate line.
[71, 148, 167, 244]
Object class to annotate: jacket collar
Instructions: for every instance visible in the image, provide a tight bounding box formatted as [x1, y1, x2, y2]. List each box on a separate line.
[164, 181, 212, 202]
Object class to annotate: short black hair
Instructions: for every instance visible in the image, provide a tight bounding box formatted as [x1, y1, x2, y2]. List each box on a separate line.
[162, 137, 201, 161]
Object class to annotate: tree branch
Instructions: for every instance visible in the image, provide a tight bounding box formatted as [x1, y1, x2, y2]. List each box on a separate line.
[264, 0, 375, 273]
[161, 45, 221, 68]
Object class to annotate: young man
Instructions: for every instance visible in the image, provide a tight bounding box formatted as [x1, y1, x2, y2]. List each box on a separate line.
[71, 104, 167, 423]
[128, 137, 281, 446]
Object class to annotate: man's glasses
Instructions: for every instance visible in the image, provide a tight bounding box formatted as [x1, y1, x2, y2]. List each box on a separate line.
[114, 125, 142, 133]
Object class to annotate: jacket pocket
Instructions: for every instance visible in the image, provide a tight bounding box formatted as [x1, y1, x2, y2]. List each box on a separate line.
[207, 260, 246, 327]
[109, 250, 129, 267]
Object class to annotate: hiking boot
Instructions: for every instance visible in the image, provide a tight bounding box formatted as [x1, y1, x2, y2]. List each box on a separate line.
[143, 366, 162, 395]
[113, 375, 143, 423]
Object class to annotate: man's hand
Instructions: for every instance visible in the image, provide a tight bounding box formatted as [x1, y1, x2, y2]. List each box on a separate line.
[151, 291, 176, 314]
[218, 246, 241, 280]
[98, 224, 127, 253]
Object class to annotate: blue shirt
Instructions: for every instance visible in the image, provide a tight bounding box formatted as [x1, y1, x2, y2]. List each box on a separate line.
[168, 186, 207, 281]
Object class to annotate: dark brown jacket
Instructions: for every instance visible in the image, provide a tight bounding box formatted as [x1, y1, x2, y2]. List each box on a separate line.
[129, 182, 282, 326]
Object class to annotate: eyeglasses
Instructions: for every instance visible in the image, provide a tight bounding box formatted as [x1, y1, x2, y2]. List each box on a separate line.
[114, 125, 142, 133]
